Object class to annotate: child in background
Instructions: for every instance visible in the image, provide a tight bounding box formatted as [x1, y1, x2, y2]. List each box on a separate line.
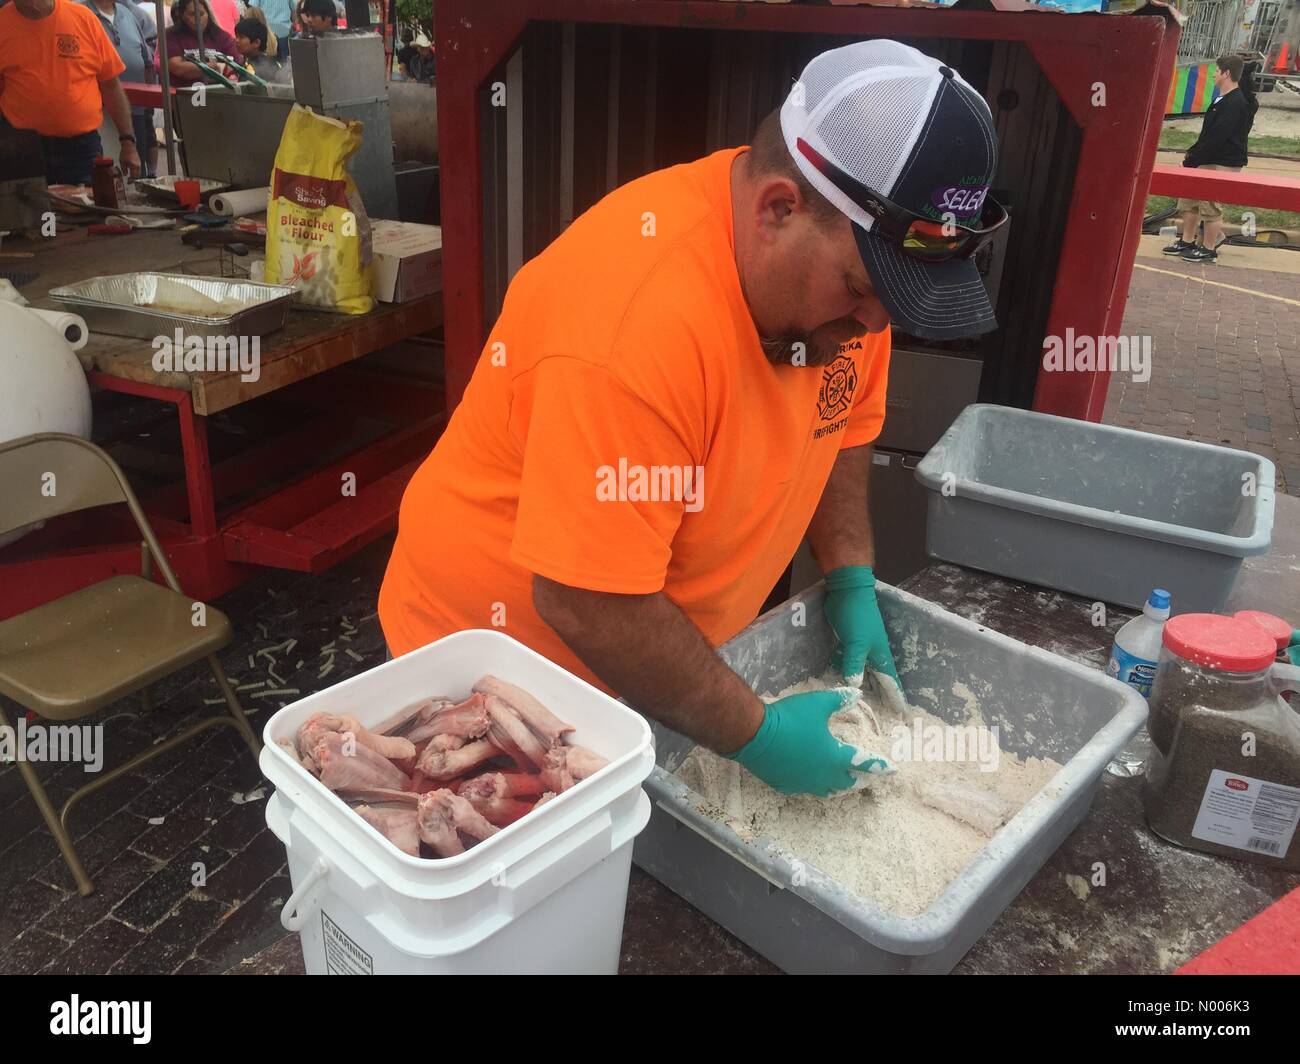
[239, 6, 279, 60]
[234, 16, 280, 79]
[298, 0, 337, 33]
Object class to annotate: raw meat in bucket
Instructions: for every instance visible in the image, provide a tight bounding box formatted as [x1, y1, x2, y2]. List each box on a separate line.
[417, 737, 499, 780]
[540, 744, 609, 793]
[459, 772, 549, 826]
[314, 731, 410, 792]
[485, 694, 550, 769]
[405, 693, 491, 744]
[474, 675, 576, 744]
[295, 711, 416, 769]
[417, 789, 500, 857]
[284, 676, 609, 859]
[355, 804, 421, 857]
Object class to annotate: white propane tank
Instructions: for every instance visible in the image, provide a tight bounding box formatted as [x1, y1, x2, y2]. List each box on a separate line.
[0, 300, 94, 546]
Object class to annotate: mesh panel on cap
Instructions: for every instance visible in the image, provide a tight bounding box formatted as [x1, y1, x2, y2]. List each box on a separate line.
[818, 75, 936, 197]
[798, 39, 931, 113]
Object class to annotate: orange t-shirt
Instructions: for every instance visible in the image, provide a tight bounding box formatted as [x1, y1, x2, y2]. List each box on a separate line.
[0, 0, 125, 139]
[380, 146, 891, 687]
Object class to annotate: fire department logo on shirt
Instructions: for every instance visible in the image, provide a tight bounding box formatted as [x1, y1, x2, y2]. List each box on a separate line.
[57, 35, 82, 57]
[817, 354, 858, 422]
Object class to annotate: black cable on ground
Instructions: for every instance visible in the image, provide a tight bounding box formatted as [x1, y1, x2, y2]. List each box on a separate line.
[1221, 232, 1300, 251]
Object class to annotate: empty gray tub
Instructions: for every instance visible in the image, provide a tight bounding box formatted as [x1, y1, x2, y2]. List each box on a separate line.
[915, 404, 1275, 613]
[632, 582, 1147, 974]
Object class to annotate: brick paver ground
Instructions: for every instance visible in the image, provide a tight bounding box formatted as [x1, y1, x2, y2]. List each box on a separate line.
[1103, 257, 1300, 493]
[0, 543, 391, 975]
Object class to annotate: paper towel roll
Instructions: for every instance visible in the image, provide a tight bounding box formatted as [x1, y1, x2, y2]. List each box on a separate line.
[211, 187, 271, 217]
[27, 308, 89, 351]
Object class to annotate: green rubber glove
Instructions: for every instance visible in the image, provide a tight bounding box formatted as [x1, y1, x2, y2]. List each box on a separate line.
[1287, 629, 1300, 667]
[727, 688, 889, 797]
[825, 565, 900, 686]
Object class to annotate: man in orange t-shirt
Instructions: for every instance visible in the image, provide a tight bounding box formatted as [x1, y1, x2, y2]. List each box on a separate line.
[0, 0, 141, 184]
[380, 41, 1007, 796]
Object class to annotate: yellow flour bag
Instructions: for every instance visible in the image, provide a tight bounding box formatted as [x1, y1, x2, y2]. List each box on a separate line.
[265, 105, 373, 314]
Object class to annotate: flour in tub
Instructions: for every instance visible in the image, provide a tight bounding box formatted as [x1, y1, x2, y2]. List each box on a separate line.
[675, 674, 1061, 917]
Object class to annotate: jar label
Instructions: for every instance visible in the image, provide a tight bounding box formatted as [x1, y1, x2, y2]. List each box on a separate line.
[1191, 769, 1300, 858]
[1107, 645, 1157, 698]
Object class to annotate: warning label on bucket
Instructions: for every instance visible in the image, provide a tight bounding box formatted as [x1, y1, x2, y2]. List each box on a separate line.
[322, 911, 373, 975]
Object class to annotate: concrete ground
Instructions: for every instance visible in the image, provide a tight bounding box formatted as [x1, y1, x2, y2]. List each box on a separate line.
[1, 250, 1297, 975]
[1230, 87, 1300, 139]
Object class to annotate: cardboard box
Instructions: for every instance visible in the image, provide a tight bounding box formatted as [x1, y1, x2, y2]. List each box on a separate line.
[370, 220, 442, 303]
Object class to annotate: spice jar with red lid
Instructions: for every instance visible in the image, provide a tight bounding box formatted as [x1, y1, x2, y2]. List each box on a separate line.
[90, 156, 125, 209]
[1144, 613, 1300, 869]
[1234, 610, 1294, 659]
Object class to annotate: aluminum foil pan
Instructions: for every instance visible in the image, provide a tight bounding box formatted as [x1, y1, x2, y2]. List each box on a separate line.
[50, 272, 297, 340]
[135, 175, 227, 205]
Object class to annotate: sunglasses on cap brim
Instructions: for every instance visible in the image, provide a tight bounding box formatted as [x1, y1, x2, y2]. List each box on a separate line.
[795, 138, 1008, 263]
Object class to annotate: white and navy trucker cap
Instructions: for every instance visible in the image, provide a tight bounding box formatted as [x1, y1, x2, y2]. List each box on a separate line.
[780, 40, 999, 341]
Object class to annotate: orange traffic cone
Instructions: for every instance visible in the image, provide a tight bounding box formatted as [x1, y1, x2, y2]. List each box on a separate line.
[1275, 43, 1290, 74]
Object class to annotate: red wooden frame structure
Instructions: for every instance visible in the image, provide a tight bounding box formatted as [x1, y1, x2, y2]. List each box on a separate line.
[121, 81, 168, 109]
[433, 1, 1182, 422]
[1149, 165, 1300, 211]
[0, 321, 443, 621]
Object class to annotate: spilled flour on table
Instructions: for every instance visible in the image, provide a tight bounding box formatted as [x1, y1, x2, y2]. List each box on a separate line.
[676, 674, 1061, 917]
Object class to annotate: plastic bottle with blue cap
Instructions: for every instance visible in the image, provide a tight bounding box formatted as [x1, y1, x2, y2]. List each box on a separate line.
[1107, 589, 1171, 698]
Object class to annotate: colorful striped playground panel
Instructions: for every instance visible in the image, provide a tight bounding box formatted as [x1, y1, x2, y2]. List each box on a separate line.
[1167, 61, 1220, 114]
[1167, 61, 1219, 114]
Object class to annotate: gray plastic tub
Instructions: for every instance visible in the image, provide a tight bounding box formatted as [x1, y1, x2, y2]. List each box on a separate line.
[633, 581, 1147, 974]
[914, 404, 1275, 613]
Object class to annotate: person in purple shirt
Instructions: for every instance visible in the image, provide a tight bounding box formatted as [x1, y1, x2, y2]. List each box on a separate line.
[158, 0, 239, 88]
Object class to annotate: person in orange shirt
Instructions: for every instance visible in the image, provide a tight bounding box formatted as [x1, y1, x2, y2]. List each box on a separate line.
[380, 41, 1007, 796]
[0, 0, 141, 184]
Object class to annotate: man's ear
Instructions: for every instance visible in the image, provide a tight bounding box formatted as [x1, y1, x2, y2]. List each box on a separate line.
[755, 176, 800, 235]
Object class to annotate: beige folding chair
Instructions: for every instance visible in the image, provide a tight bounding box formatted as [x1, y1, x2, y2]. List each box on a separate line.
[0, 433, 260, 896]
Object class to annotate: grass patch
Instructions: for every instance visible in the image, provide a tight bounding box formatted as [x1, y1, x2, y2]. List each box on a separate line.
[1158, 126, 1300, 157]
[1145, 193, 1300, 230]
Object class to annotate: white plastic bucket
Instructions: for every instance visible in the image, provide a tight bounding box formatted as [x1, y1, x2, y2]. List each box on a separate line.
[261, 629, 656, 974]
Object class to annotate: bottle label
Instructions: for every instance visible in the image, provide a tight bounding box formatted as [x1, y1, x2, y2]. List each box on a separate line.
[1191, 769, 1300, 858]
[1107, 644, 1158, 698]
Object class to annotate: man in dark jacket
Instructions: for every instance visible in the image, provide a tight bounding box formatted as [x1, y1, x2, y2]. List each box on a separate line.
[1163, 54, 1258, 264]
[407, 33, 434, 82]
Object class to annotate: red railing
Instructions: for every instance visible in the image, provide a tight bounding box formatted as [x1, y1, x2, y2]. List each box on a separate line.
[1148, 164, 1300, 212]
[121, 80, 170, 109]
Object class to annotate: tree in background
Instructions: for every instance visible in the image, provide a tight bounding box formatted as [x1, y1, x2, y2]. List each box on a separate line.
[395, 0, 431, 36]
